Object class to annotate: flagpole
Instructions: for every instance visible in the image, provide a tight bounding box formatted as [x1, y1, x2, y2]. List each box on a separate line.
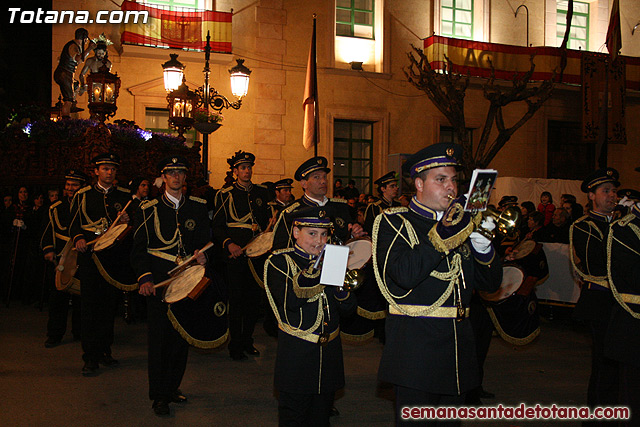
[312, 15, 319, 157]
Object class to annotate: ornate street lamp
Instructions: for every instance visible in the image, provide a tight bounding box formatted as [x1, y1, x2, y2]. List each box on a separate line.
[162, 54, 185, 93]
[163, 31, 251, 181]
[166, 77, 198, 142]
[86, 63, 121, 122]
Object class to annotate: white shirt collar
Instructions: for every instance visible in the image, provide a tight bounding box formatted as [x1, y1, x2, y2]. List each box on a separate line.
[165, 192, 182, 209]
[306, 194, 328, 206]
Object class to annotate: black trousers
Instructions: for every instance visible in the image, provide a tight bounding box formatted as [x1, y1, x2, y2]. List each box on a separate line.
[278, 391, 335, 427]
[226, 257, 261, 353]
[618, 362, 640, 427]
[79, 256, 119, 363]
[395, 386, 465, 427]
[146, 295, 189, 401]
[47, 283, 81, 340]
[587, 320, 619, 408]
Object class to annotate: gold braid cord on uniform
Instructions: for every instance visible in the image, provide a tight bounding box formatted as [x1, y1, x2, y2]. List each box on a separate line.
[372, 212, 462, 317]
[263, 252, 325, 340]
[569, 219, 609, 287]
[167, 308, 229, 349]
[607, 216, 640, 320]
[91, 253, 138, 291]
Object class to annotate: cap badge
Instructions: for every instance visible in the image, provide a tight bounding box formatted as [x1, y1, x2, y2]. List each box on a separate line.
[319, 210, 325, 218]
[446, 148, 454, 156]
[172, 157, 177, 164]
[317, 159, 322, 164]
[607, 170, 613, 176]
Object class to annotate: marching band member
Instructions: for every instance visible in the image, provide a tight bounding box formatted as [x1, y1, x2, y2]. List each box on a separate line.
[131, 156, 209, 416]
[372, 143, 502, 425]
[363, 171, 400, 235]
[268, 178, 294, 219]
[70, 152, 137, 376]
[570, 167, 620, 414]
[40, 169, 88, 348]
[212, 150, 272, 361]
[264, 206, 356, 426]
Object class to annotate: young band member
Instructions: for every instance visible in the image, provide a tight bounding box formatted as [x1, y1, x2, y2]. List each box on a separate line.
[372, 143, 502, 425]
[132, 156, 209, 416]
[264, 206, 356, 425]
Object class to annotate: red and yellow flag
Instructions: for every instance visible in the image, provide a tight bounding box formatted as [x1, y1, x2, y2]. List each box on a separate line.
[120, 0, 231, 53]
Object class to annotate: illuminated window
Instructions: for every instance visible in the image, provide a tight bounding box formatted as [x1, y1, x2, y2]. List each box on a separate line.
[334, 120, 374, 195]
[146, 108, 196, 147]
[336, 0, 374, 39]
[557, 1, 589, 50]
[441, 0, 473, 40]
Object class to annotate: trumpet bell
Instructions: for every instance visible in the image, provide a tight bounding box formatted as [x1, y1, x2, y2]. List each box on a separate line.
[343, 268, 366, 292]
[479, 206, 521, 240]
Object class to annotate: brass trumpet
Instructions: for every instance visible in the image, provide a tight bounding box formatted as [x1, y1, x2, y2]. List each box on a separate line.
[446, 194, 521, 240]
[343, 268, 366, 291]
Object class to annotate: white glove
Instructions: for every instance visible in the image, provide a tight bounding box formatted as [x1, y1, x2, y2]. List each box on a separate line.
[12, 219, 26, 230]
[469, 217, 494, 254]
[619, 196, 635, 208]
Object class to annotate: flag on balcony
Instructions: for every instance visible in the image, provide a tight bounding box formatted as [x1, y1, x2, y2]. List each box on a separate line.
[606, 0, 621, 61]
[120, 0, 232, 53]
[302, 16, 318, 151]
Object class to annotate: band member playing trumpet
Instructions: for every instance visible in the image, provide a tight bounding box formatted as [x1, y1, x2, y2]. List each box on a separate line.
[212, 150, 272, 361]
[132, 156, 209, 416]
[40, 169, 88, 348]
[70, 153, 137, 376]
[371, 143, 502, 425]
[264, 206, 356, 426]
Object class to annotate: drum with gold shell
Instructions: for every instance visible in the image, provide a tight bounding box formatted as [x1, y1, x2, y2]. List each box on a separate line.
[55, 239, 81, 295]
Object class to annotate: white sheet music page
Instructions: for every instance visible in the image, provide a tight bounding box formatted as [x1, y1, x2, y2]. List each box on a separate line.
[319, 244, 350, 287]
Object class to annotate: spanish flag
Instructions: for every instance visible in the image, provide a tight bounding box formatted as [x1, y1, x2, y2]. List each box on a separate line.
[120, 0, 231, 53]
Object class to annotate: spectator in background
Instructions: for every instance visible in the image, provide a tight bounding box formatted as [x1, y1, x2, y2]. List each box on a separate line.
[356, 205, 366, 226]
[342, 180, 360, 201]
[525, 211, 545, 242]
[333, 179, 344, 198]
[358, 193, 367, 205]
[519, 201, 535, 236]
[562, 201, 583, 223]
[537, 191, 556, 226]
[539, 207, 570, 244]
[48, 189, 60, 205]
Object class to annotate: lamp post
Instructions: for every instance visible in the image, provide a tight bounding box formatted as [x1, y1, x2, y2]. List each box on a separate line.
[162, 32, 251, 181]
[86, 63, 121, 122]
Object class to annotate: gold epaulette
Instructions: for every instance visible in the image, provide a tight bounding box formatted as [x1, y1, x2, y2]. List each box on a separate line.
[616, 213, 636, 227]
[271, 247, 295, 255]
[77, 185, 92, 194]
[220, 186, 233, 194]
[383, 206, 409, 215]
[49, 201, 62, 210]
[330, 197, 347, 203]
[283, 202, 301, 213]
[140, 199, 158, 210]
[116, 186, 130, 193]
[256, 184, 267, 189]
[189, 196, 207, 204]
[372, 200, 383, 206]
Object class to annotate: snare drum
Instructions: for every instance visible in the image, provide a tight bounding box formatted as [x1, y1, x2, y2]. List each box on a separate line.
[93, 223, 131, 252]
[55, 239, 81, 295]
[345, 237, 372, 270]
[244, 231, 274, 258]
[164, 264, 207, 303]
[479, 266, 524, 302]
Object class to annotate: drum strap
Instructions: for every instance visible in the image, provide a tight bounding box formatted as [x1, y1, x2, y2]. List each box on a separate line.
[147, 249, 177, 263]
[388, 305, 469, 319]
[279, 325, 340, 344]
[226, 222, 254, 229]
[55, 233, 70, 242]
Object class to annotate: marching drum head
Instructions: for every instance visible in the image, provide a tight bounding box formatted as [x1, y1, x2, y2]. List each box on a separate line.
[479, 265, 524, 302]
[513, 240, 536, 260]
[94, 223, 129, 252]
[164, 264, 206, 303]
[245, 231, 274, 258]
[345, 238, 372, 270]
[55, 239, 80, 293]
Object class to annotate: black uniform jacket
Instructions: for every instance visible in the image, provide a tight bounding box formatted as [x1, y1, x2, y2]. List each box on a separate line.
[372, 206, 502, 395]
[69, 184, 136, 289]
[211, 182, 271, 255]
[570, 211, 614, 321]
[264, 247, 356, 394]
[364, 197, 400, 235]
[41, 198, 73, 257]
[605, 204, 640, 366]
[272, 195, 354, 250]
[267, 199, 290, 220]
[131, 194, 210, 286]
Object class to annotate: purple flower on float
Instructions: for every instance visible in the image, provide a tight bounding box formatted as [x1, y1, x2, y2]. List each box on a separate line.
[136, 128, 153, 141]
[22, 123, 32, 135]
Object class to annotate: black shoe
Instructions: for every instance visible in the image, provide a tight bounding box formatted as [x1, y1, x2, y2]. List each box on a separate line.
[44, 337, 61, 348]
[230, 350, 248, 361]
[330, 406, 340, 417]
[479, 388, 495, 399]
[99, 355, 119, 367]
[81, 361, 99, 377]
[171, 390, 187, 403]
[152, 399, 170, 416]
[245, 346, 260, 356]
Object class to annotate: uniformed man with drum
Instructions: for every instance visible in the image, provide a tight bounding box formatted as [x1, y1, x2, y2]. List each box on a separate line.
[267, 178, 294, 219]
[363, 171, 400, 235]
[264, 206, 356, 425]
[212, 150, 272, 361]
[570, 167, 620, 412]
[41, 169, 88, 348]
[372, 143, 502, 424]
[70, 152, 137, 376]
[132, 156, 209, 416]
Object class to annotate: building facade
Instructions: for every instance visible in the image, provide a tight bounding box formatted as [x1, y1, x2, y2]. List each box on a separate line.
[51, 0, 640, 195]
